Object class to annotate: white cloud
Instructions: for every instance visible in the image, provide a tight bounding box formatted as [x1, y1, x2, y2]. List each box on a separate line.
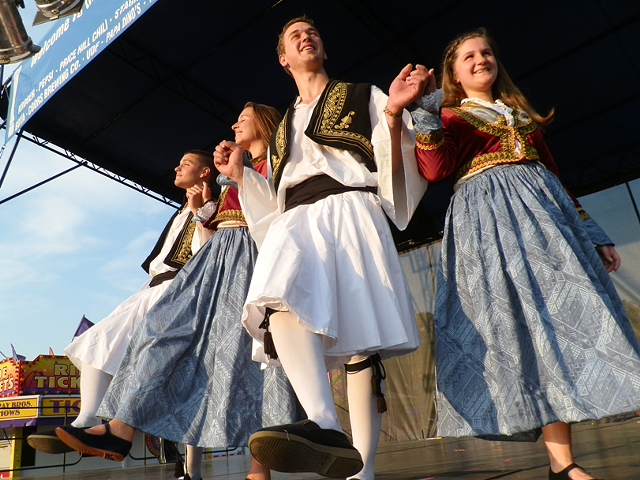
[0, 146, 176, 360]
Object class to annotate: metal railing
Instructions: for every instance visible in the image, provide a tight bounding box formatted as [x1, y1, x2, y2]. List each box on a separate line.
[0, 404, 243, 475]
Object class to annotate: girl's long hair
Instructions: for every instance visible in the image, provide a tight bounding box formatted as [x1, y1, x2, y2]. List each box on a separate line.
[243, 101, 282, 160]
[441, 28, 554, 125]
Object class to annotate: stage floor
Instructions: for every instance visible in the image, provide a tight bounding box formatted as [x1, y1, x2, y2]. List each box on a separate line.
[14, 418, 640, 479]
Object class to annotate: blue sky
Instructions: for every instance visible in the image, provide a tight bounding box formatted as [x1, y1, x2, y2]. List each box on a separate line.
[0, 3, 176, 360]
[3, 1, 640, 362]
[0, 132, 176, 361]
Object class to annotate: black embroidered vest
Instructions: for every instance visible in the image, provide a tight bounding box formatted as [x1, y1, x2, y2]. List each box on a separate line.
[269, 80, 376, 191]
[141, 206, 195, 274]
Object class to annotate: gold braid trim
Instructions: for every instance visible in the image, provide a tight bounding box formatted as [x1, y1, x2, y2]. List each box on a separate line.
[416, 130, 445, 150]
[451, 104, 540, 183]
[578, 209, 590, 221]
[416, 130, 443, 144]
[168, 212, 195, 266]
[215, 185, 230, 211]
[211, 209, 246, 224]
[251, 153, 267, 166]
[271, 110, 288, 182]
[206, 186, 247, 228]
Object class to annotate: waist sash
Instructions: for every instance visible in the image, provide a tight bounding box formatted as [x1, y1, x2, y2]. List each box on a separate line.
[284, 174, 376, 212]
[149, 270, 179, 288]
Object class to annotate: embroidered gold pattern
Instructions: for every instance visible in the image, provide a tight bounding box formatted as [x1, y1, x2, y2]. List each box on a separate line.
[271, 110, 289, 181]
[213, 186, 246, 224]
[416, 130, 443, 144]
[416, 130, 444, 150]
[578, 209, 590, 221]
[170, 212, 196, 266]
[216, 185, 230, 211]
[417, 138, 444, 151]
[203, 186, 248, 229]
[312, 82, 373, 157]
[451, 103, 539, 182]
[335, 111, 355, 130]
[212, 209, 246, 224]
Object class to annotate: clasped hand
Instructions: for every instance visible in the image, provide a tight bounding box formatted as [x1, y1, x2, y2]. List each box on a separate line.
[214, 141, 245, 188]
[187, 182, 212, 214]
[387, 64, 436, 114]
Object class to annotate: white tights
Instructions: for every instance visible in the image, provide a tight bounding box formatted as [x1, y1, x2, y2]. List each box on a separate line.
[71, 363, 112, 428]
[185, 445, 203, 480]
[269, 312, 382, 480]
[346, 360, 383, 480]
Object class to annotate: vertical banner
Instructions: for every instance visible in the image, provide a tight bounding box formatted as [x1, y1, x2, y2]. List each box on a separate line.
[6, 0, 159, 140]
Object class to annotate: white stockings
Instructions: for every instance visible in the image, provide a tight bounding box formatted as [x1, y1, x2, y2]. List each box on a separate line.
[269, 312, 382, 479]
[71, 363, 112, 428]
[185, 445, 203, 480]
[269, 311, 341, 431]
[346, 361, 383, 480]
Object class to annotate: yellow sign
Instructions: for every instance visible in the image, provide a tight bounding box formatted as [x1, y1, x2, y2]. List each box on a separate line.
[0, 355, 81, 398]
[0, 396, 38, 420]
[41, 396, 81, 417]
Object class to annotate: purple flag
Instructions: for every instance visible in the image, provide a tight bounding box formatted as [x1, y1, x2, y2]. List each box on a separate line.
[11, 344, 26, 362]
[72, 315, 94, 339]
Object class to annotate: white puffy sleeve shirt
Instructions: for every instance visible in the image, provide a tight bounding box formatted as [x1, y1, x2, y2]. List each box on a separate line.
[240, 85, 428, 249]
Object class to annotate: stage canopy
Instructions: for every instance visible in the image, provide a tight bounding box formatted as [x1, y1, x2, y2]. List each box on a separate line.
[2, 0, 639, 249]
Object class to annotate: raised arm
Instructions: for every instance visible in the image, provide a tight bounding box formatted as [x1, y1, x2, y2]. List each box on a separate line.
[386, 64, 430, 174]
[214, 140, 245, 187]
[214, 140, 278, 249]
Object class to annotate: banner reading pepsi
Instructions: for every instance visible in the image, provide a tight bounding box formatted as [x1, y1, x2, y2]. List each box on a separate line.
[5, 0, 158, 141]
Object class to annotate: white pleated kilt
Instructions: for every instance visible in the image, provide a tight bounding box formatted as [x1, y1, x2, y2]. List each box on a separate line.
[64, 279, 172, 375]
[243, 190, 420, 369]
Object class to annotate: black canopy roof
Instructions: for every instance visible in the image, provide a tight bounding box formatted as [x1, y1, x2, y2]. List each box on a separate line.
[3, 0, 640, 249]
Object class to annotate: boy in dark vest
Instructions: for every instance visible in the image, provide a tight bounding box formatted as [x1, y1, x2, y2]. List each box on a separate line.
[28, 150, 214, 457]
[215, 16, 430, 480]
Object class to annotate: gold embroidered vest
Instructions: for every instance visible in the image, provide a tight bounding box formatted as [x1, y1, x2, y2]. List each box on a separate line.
[141, 206, 195, 273]
[269, 80, 376, 191]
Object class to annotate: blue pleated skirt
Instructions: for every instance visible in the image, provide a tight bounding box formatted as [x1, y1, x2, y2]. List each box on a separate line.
[435, 162, 640, 439]
[97, 227, 297, 447]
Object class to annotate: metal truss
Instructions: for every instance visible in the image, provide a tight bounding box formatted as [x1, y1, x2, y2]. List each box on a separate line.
[0, 128, 180, 208]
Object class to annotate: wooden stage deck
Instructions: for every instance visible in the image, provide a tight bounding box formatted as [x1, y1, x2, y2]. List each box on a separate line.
[13, 417, 640, 479]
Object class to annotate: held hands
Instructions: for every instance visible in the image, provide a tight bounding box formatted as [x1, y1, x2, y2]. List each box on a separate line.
[186, 182, 212, 215]
[214, 140, 245, 188]
[387, 64, 434, 114]
[596, 244, 621, 273]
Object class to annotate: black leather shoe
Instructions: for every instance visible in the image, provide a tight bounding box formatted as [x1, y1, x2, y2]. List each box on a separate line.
[55, 423, 132, 461]
[182, 474, 201, 480]
[549, 463, 601, 480]
[27, 429, 75, 454]
[248, 419, 363, 478]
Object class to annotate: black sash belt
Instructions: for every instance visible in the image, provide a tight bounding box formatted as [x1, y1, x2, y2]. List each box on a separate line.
[149, 270, 179, 288]
[284, 174, 376, 212]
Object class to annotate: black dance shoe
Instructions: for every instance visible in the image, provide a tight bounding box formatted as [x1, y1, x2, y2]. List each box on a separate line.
[549, 463, 601, 480]
[55, 423, 132, 461]
[27, 429, 76, 454]
[248, 419, 363, 478]
[182, 474, 201, 480]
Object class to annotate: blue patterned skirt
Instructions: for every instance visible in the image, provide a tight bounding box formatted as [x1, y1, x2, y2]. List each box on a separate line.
[97, 227, 297, 447]
[435, 162, 640, 439]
